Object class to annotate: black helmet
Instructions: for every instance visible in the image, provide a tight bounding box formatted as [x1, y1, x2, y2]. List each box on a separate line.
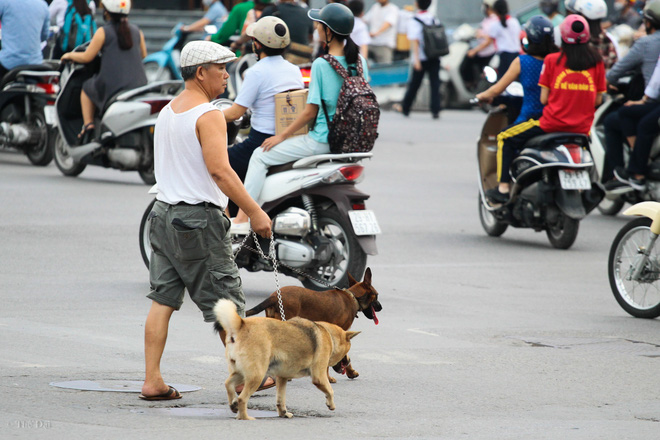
[524, 15, 554, 44]
[644, 0, 660, 27]
[540, 0, 560, 16]
[308, 3, 354, 36]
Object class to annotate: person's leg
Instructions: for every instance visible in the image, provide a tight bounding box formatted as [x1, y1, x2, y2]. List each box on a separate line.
[141, 301, 175, 397]
[401, 66, 425, 116]
[234, 136, 329, 223]
[427, 59, 441, 117]
[603, 109, 625, 181]
[628, 104, 660, 177]
[80, 90, 96, 128]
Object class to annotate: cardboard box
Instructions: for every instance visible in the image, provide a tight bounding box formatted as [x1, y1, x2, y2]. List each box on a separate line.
[274, 89, 311, 136]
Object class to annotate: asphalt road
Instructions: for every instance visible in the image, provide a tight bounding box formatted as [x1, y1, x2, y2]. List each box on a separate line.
[1, 109, 659, 440]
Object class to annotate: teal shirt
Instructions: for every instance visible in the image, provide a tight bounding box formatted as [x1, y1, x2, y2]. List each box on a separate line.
[307, 55, 369, 144]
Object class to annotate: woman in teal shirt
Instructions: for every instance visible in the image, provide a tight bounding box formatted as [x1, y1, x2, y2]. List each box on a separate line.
[231, 3, 369, 232]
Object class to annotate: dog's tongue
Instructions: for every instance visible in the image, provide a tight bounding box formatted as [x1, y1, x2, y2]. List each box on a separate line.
[371, 305, 379, 325]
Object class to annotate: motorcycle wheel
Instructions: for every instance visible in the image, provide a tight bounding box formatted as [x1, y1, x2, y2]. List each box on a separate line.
[478, 194, 508, 237]
[139, 198, 156, 269]
[302, 207, 367, 291]
[53, 132, 86, 177]
[597, 198, 625, 216]
[545, 212, 579, 249]
[144, 62, 173, 82]
[25, 111, 53, 166]
[608, 217, 660, 318]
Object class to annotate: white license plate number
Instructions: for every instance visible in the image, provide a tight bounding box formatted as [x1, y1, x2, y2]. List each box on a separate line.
[44, 105, 57, 126]
[348, 210, 381, 236]
[559, 169, 591, 190]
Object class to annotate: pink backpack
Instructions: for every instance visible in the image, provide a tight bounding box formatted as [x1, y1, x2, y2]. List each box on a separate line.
[320, 55, 380, 154]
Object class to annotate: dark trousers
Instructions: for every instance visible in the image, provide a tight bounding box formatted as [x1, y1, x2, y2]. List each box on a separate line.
[496, 120, 545, 183]
[401, 58, 441, 116]
[0, 63, 8, 83]
[604, 109, 626, 181]
[226, 128, 271, 216]
[619, 102, 660, 175]
[460, 54, 493, 85]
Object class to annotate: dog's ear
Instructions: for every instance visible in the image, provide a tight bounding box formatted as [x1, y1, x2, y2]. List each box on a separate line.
[346, 331, 361, 341]
[347, 272, 358, 287]
[363, 267, 372, 285]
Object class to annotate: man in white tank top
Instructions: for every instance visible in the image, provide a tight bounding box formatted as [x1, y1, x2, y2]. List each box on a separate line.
[140, 41, 273, 401]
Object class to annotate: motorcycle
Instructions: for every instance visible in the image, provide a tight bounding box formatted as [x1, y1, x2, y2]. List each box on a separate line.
[590, 71, 655, 217]
[143, 23, 186, 82]
[608, 201, 660, 318]
[0, 62, 60, 166]
[139, 100, 379, 290]
[52, 50, 182, 184]
[475, 84, 604, 249]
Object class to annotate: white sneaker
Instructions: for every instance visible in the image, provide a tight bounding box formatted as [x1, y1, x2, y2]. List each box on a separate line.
[229, 219, 250, 235]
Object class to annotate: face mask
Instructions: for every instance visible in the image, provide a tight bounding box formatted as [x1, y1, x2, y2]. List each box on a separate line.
[202, 0, 214, 7]
[541, 6, 554, 15]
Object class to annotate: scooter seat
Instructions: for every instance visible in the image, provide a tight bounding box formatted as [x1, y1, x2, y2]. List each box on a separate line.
[523, 132, 590, 149]
[0, 64, 54, 88]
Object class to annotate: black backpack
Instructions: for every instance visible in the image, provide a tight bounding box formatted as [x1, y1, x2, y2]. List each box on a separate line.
[414, 17, 449, 59]
[320, 55, 380, 154]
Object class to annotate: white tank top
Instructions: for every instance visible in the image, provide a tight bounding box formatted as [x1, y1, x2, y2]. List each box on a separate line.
[154, 102, 229, 209]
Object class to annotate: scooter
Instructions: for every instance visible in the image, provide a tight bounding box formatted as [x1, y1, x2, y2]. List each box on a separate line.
[143, 23, 186, 82]
[440, 23, 495, 110]
[139, 99, 380, 290]
[608, 201, 660, 319]
[0, 63, 60, 166]
[475, 85, 604, 249]
[590, 71, 660, 217]
[52, 50, 183, 184]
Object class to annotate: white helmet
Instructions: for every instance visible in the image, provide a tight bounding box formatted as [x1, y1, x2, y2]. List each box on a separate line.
[103, 0, 131, 15]
[564, 0, 607, 20]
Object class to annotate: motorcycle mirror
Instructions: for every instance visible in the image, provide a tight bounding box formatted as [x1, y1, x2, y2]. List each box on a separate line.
[204, 25, 218, 35]
[505, 82, 524, 97]
[483, 66, 497, 84]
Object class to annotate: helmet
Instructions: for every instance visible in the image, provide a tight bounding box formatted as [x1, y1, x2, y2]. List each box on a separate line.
[308, 3, 354, 36]
[103, 0, 131, 15]
[560, 14, 590, 43]
[564, 0, 607, 20]
[524, 15, 554, 44]
[644, 0, 660, 27]
[483, 0, 497, 6]
[540, 0, 560, 16]
[246, 16, 291, 49]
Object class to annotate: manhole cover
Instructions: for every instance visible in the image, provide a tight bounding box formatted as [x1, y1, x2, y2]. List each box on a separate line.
[131, 407, 279, 418]
[50, 380, 201, 393]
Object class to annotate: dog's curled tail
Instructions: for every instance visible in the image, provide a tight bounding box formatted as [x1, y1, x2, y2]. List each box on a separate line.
[213, 299, 243, 334]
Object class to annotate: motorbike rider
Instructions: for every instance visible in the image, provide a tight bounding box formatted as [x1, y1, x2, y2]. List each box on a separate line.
[262, 0, 314, 46]
[0, 0, 49, 80]
[208, 0, 257, 47]
[541, 0, 565, 27]
[230, 3, 368, 233]
[603, 0, 660, 186]
[221, 16, 304, 208]
[482, 0, 522, 79]
[486, 14, 606, 204]
[60, 0, 147, 144]
[612, 55, 660, 190]
[564, 0, 618, 69]
[463, 0, 498, 90]
[140, 40, 272, 401]
[478, 16, 559, 203]
[181, 0, 228, 36]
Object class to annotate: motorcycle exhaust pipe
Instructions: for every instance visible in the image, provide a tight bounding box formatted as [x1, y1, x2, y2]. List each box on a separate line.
[0, 122, 41, 145]
[107, 148, 141, 169]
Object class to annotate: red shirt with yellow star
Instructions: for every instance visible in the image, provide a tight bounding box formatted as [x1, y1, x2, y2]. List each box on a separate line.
[538, 52, 606, 135]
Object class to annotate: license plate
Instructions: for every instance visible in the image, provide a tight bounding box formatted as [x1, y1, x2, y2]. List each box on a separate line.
[44, 105, 57, 126]
[559, 169, 591, 190]
[348, 210, 381, 236]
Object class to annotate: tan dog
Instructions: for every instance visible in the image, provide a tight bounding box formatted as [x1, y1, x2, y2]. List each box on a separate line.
[245, 267, 381, 380]
[214, 299, 359, 420]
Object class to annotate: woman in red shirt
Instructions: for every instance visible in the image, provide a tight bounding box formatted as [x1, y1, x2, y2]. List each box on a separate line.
[486, 14, 606, 204]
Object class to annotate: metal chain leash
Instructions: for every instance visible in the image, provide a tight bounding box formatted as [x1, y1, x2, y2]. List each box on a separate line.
[233, 230, 286, 321]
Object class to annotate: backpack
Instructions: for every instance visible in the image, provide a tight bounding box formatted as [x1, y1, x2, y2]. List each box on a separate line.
[414, 17, 449, 59]
[59, 1, 97, 53]
[320, 55, 380, 154]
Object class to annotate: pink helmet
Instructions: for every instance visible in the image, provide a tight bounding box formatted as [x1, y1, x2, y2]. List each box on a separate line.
[560, 14, 590, 44]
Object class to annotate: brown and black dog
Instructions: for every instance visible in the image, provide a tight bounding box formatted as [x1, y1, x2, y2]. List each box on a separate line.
[245, 267, 381, 380]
